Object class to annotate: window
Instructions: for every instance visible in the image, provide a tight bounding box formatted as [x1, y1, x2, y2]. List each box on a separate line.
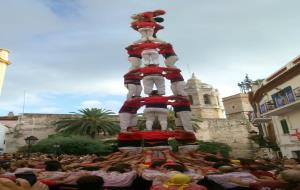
[294, 87, 300, 100]
[203, 94, 211, 104]
[271, 86, 295, 108]
[265, 100, 275, 111]
[293, 151, 300, 159]
[280, 119, 289, 134]
[188, 95, 194, 105]
[259, 104, 267, 114]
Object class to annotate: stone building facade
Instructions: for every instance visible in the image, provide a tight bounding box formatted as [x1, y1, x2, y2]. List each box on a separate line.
[195, 119, 257, 158]
[184, 74, 257, 158]
[222, 93, 253, 120]
[185, 74, 225, 119]
[0, 114, 76, 153]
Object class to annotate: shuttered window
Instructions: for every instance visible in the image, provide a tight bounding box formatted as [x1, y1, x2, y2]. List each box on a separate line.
[280, 119, 289, 134]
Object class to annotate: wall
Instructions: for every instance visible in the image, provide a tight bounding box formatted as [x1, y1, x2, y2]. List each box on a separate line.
[195, 118, 257, 158]
[272, 109, 300, 158]
[5, 114, 76, 153]
[4, 114, 257, 158]
[223, 93, 253, 120]
[0, 124, 8, 153]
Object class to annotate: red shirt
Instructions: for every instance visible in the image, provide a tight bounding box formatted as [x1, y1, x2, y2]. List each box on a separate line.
[126, 45, 143, 57]
[131, 21, 162, 30]
[126, 42, 176, 57]
[159, 43, 176, 55]
[137, 42, 161, 50]
[131, 10, 166, 32]
[119, 99, 143, 113]
[171, 99, 191, 112]
[131, 66, 180, 77]
[142, 10, 166, 20]
[171, 99, 191, 107]
[143, 96, 170, 104]
[123, 72, 142, 84]
[136, 65, 164, 76]
[165, 71, 184, 82]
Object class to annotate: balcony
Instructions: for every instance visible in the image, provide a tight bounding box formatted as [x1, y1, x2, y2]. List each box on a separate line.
[259, 86, 300, 116]
[249, 112, 271, 124]
[262, 99, 300, 116]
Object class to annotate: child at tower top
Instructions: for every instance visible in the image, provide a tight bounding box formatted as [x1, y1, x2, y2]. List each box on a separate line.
[131, 9, 166, 40]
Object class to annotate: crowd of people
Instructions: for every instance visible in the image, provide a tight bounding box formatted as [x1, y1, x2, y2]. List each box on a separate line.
[1, 150, 300, 190]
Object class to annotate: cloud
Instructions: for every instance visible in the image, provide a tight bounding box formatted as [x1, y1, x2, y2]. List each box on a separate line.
[38, 107, 62, 113]
[80, 100, 102, 109]
[1, 0, 300, 115]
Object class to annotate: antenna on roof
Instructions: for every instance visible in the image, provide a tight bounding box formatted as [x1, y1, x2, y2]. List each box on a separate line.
[22, 91, 26, 116]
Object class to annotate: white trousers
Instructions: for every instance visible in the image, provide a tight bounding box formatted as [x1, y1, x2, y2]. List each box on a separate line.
[128, 57, 141, 70]
[138, 28, 154, 41]
[141, 49, 160, 65]
[144, 108, 168, 131]
[165, 55, 178, 68]
[119, 113, 138, 132]
[175, 111, 193, 132]
[125, 84, 142, 100]
[143, 75, 165, 95]
[171, 81, 187, 96]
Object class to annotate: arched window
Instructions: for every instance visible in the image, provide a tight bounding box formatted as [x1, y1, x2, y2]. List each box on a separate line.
[204, 94, 211, 104]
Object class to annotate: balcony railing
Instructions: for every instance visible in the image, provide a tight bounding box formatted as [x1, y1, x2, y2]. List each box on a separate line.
[259, 101, 276, 114]
[294, 87, 300, 100]
[259, 86, 300, 115]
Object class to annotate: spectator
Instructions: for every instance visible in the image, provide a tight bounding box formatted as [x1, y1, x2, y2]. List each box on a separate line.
[151, 173, 207, 190]
[77, 175, 104, 190]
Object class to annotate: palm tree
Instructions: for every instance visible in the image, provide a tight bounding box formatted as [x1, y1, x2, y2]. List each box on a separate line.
[55, 108, 120, 138]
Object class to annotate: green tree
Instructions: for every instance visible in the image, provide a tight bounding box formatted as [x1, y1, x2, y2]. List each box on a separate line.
[23, 135, 113, 155]
[197, 140, 232, 158]
[55, 108, 120, 138]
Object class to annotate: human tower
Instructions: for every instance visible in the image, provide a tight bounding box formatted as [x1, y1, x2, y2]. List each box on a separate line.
[118, 10, 196, 148]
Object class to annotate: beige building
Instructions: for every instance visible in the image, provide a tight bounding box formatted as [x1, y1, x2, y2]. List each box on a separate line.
[195, 119, 257, 158]
[223, 93, 253, 120]
[0, 48, 11, 95]
[184, 74, 257, 158]
[249, 55, 300, 159]
[185, 73, 225, 119]
[0, 114, 75, 153]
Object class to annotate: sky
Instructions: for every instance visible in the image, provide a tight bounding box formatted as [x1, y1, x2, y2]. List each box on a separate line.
[0, 0, 300, 115]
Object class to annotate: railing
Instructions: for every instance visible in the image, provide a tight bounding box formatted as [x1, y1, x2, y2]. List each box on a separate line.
[259, 101, 276, 114]
[259, 86, 300, 114]
[294, 87, 300, 100]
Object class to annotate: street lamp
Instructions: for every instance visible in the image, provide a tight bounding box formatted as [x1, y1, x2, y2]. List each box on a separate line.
[24, 136, 38, 157]
[53, 143, 60, 157]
